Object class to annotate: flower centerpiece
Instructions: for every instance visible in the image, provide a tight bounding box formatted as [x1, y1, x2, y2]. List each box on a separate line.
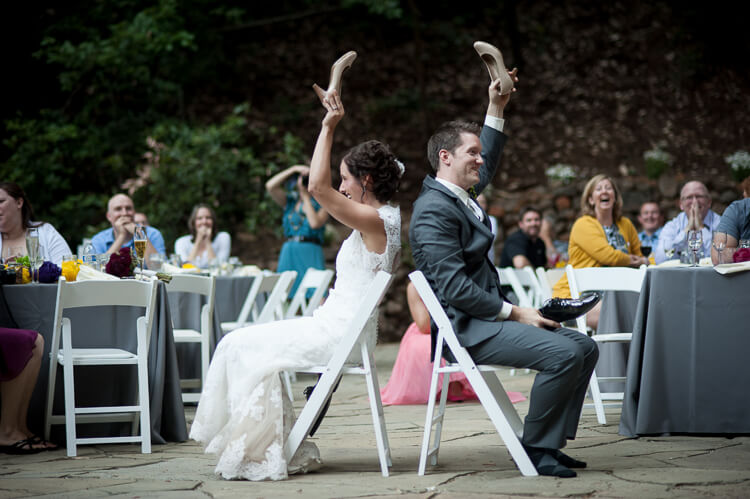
[643, 146, 673, 179]
[725, 150, 750, 183]
[545, 163, 577, 185]
[733, 248, 750, 263]
[105, 247, 137, 278]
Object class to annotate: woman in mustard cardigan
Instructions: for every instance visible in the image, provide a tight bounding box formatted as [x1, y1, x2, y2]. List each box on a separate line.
[552, 174, 648, 328]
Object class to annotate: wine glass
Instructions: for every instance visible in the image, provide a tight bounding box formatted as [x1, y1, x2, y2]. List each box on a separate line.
[641, 246, 652, 258]
[687, 229, 702, 267]
[26, 227, 40, 283]
[712, 232, 727, 265]
[133, 225, 147, 279]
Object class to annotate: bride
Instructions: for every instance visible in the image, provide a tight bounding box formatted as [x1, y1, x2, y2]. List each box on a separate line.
[189, 87, 403, 481]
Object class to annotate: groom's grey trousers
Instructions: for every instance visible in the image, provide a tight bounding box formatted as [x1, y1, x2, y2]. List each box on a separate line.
[467, 323, 598, 450]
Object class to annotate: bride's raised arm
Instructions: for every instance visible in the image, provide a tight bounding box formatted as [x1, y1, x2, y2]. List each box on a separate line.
[307, 88, 389, 249]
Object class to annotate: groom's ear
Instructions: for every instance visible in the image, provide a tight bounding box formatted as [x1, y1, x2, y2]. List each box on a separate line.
[438, 148, 451, 167]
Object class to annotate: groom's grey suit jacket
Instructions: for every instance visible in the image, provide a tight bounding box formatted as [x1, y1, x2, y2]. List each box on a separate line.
[409, 124, 508, 354]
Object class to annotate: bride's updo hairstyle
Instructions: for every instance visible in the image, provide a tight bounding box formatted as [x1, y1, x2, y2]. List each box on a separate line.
[343, 140, 402, 203]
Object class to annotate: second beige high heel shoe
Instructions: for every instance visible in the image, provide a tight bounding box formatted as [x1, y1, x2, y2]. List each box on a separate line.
[313, 50, 357, 102]
[473, 41, 514, 95]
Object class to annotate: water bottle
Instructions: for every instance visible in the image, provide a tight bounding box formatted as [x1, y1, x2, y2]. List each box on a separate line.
[82, 242, 98, 270]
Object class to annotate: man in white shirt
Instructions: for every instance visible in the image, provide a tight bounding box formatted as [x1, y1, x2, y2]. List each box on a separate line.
[654, 181, 720, 263]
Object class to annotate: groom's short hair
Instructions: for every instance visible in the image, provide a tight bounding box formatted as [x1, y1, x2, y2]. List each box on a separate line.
[427, 120, 481, 173]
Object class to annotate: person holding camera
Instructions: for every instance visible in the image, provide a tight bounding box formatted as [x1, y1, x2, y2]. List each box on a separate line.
[265, 165, 329, 296]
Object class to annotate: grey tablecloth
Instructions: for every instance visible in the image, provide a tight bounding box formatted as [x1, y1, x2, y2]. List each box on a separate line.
[3, 281, 188, 444]
[619, 266, 750, 436]
[167, 275, 255, 379]
[596, 290, 640, 393]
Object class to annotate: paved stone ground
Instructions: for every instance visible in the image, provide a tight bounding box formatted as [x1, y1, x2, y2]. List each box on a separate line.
[2, 343, 749, 498]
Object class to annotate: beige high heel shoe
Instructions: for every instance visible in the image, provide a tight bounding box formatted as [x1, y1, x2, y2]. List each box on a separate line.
[313, 50, 357, 102]
[473, 41, 514, 95]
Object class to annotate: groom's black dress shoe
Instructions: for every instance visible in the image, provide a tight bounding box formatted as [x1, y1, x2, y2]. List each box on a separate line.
[538, 292, 602, 323]
[553, 449, 586, 469]
[524, 446, 577, 478]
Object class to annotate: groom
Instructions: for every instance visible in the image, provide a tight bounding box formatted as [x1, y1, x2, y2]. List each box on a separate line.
[409, 76, 599, 478]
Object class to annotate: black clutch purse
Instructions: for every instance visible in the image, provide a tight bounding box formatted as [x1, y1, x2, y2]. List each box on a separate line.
[538, 292, 602, 323]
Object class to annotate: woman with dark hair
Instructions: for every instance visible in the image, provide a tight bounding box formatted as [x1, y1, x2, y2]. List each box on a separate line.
[0, 182, 71, 265]
[190, 84, 403, 481]
[265, 165, 328, 296]
[174, 204, 231, 268]
[552, 174, 646, 328]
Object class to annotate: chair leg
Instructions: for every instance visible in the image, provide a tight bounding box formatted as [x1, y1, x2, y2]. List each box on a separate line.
[282, 371, 295, 402]
[467, 369, 537, 477]
[137, 343, 152, 454]
[361, 344, 391, 475]
[481, 371, 524, 438]
[44, 354, 58, 442]
[588, 371, 607, 424]
[62, 360, 77, 457]
[418, 363, 450, 475]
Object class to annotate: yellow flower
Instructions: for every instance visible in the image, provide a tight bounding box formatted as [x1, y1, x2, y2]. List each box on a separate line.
[182, 263, 197, 269]
[61, 260, 80, 282]
[20, 266, 31, 284]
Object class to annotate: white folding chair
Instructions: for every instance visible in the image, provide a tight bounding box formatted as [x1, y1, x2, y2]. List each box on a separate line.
[535, 267, 565, 302]
[565, 264, 647, 424]
[496, 267, 535, 307]
[284, 268, 334, 318]
[44, 277, 158, 457]
[409, 270, 537, 477]
[220, 271, 297, 333]
[165, 274, 216, 403]
[284, 271, 393, 477]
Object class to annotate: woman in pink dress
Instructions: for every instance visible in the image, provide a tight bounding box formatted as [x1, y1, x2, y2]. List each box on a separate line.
[380, 282, 525, 405]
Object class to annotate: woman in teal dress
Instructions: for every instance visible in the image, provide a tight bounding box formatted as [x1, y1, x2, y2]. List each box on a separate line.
[265, 165, 329, 296]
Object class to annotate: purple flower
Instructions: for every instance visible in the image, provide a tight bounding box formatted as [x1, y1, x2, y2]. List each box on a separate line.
[37, 261, 62, 283]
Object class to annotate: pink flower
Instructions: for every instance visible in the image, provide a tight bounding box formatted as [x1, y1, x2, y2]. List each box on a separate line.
[732, 248, 750, 263]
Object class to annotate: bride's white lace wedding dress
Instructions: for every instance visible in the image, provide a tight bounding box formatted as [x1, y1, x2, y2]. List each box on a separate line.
[190, 204, 400, 481]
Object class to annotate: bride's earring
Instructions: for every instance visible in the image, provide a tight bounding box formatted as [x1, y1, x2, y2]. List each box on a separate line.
[313, 51, 357, 103]
[473, 41, 514, 95]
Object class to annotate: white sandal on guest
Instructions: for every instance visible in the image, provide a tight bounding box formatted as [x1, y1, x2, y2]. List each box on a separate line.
[473, 41, 514, 95]
[313, 50, 357, 102]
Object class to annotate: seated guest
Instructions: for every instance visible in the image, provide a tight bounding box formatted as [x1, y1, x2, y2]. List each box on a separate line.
[174, 204, 231, 268]
[654, 181, 720, 263]
[711, 197, 750, 265]
[500, 207, 547, 268]
[1, 327, 57, 453]
[381, 282, 479, 404]
[134, 212, 150, 226]
[476, 193, 499, 264]
[0, 182, 71, 265]
[91, 194, 166, 263]
[636, 201, 663, 256]
[552, 174, 647, 329]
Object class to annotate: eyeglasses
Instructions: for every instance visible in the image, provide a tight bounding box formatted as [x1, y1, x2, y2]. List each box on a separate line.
[680, 194, 709, 202]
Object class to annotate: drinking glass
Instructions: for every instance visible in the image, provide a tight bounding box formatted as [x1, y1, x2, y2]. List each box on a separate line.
[712, 232, 727, 265]
[133, 225, 147, 279]
[664, 247, 675, 260]
[26, 227, 40, 283]
[641, 246, 652, 258]
[687, 229, 702, 267]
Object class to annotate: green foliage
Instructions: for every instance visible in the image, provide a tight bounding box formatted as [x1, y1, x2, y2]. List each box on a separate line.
[341, 0, 403, 19]
[643, 146, 674, 180]
[129, 104, 307, 249]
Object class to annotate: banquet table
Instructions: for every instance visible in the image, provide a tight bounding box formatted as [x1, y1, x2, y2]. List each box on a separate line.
[619, 266, 750, 436]
[595, 290, 639, 393]
[3, 281, 188, 444]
